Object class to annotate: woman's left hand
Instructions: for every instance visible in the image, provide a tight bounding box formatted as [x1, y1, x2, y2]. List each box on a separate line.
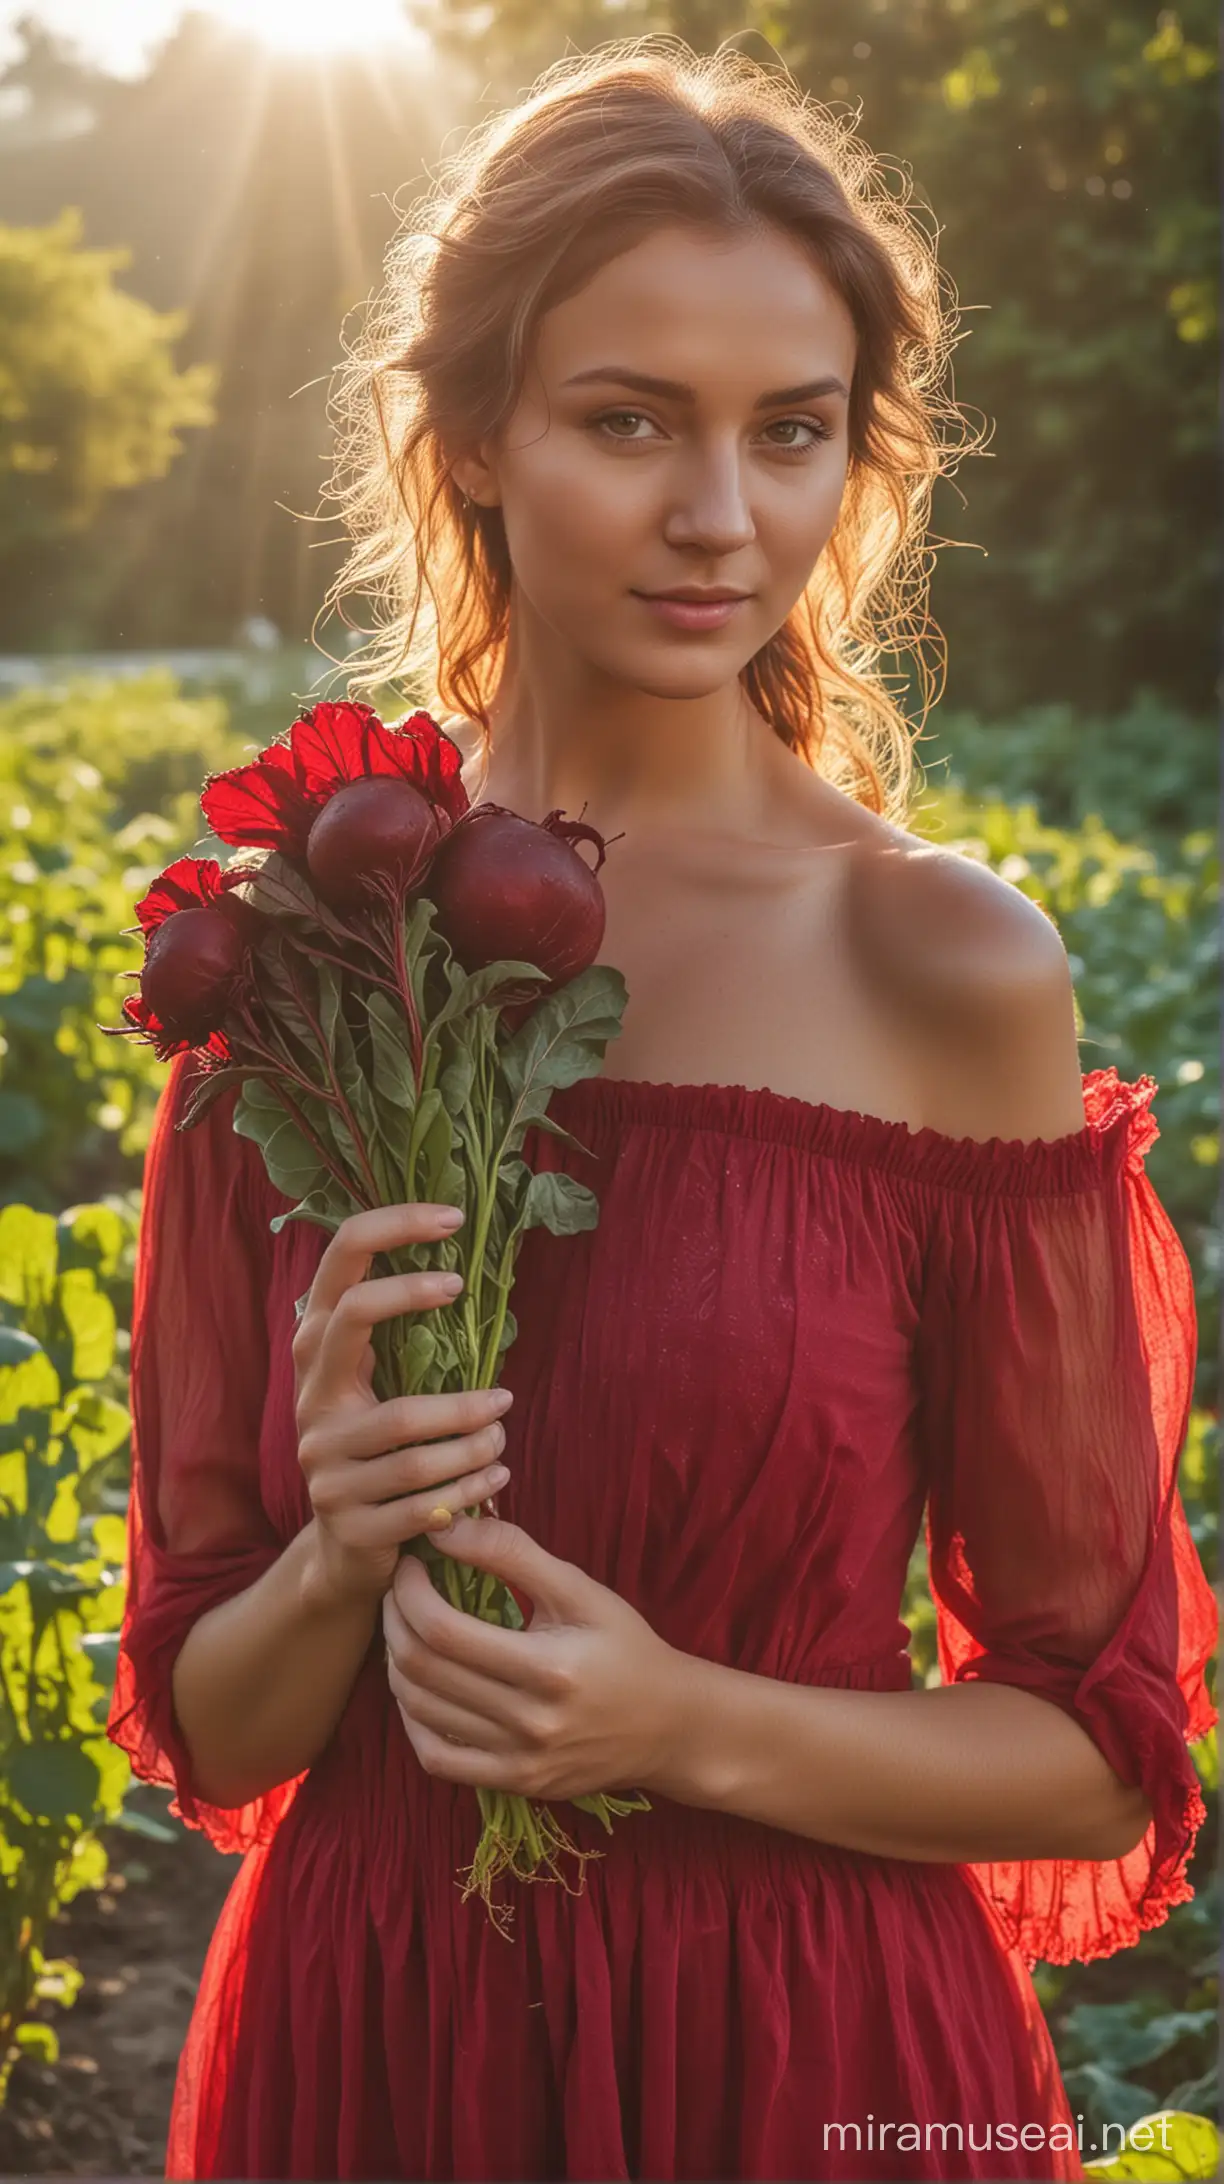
[382, 1512, 696, 1800]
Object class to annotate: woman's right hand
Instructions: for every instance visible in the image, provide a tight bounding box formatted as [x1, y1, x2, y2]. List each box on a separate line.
[292, 1203, 514, 1610]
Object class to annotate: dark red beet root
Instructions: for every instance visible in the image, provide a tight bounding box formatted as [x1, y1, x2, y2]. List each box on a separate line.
[306, 777, 444, 909]
[428, 805, 607, 982]
[141, 908, 246, 1041]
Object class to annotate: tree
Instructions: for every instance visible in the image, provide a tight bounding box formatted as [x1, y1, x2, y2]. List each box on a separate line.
[0, 14, 454, 650]
[769, 0, 1220, 716]
[0, 208, 214, 547]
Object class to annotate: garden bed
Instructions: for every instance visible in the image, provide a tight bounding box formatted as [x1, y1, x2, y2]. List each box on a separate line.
[0, 1822, 238, 2179]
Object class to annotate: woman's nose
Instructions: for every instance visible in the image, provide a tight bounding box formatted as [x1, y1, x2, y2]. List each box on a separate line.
[662, 445, 756, 556]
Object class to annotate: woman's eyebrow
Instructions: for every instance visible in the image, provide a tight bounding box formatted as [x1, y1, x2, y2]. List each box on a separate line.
[561, 366, 850, 406]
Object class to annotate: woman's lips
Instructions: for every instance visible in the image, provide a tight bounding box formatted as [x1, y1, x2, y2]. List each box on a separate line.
[632, 594, 750, 632]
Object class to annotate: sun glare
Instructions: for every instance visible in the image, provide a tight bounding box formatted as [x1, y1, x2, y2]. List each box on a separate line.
[208, 0, 413, 53]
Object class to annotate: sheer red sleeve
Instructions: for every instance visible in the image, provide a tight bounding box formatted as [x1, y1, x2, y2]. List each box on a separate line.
[107, 1050, 305, 1853]
[916, 1069, 1217, 1967]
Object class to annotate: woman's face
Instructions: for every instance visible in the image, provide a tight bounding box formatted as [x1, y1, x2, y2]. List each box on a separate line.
[462, 221, 857, 699]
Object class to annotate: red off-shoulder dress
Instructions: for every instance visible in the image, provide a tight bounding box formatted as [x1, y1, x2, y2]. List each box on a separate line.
[108, 1054, 1217, 2183]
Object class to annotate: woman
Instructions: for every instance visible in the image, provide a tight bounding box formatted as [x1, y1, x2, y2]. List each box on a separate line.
[109, 39, 1217, 2184]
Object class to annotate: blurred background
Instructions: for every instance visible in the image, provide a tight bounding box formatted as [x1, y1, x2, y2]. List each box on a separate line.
[0, 3, 1217, 2177]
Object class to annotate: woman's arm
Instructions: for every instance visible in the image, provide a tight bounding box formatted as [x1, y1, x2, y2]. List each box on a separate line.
[169, 1521, 383, 1811]
[381, 1520, 1152, 1864]
[650, 1655, 1154, 1862]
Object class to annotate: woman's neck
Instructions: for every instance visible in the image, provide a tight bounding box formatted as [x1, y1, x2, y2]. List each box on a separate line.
[456, 680, 796, 846]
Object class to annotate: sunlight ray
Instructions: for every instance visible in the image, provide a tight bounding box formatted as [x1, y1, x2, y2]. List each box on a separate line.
[208, 0, 414, 54]
[318, 64, 370, 303]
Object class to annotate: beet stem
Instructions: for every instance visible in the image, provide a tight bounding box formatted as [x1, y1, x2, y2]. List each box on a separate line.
[290, 933, 401, 1004]
[384, 895, 424, 1083]
[278, 952, 383, 1206]
[274, 1079, 374, 1211]
[226, 1002, 370, 1209]
[479, 1229, 518, 1385]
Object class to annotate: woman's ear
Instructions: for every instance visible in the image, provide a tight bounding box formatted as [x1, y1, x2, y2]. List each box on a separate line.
[449, 446, 501, 509]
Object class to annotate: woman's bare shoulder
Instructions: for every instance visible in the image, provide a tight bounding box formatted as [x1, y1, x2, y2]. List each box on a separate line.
[844, 815, 1086, 1142]
[847, 815, 1068, 1000]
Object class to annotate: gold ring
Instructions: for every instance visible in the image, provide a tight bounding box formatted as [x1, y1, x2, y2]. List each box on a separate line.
[428, 1504, 453, 1528]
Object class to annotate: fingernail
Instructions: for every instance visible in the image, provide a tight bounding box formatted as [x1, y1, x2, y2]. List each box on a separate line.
[438, 1272, 464, 1293]
[490, 1387, 514, 1411]
[489, 1464, 510, 1488]
[437, 1206, 464, 1228]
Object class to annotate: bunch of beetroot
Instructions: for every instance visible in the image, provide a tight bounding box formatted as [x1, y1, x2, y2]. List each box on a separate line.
[103, 699, 644, 1932]
[124, 700, 609, 1063]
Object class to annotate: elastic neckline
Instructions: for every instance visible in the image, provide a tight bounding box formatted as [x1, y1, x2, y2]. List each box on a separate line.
[548, 1065, 1159, 1196]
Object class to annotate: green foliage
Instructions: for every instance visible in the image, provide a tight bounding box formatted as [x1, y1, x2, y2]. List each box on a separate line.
[0, 673, 247, 1211]
[1177, 1415, 1219, 1581]
[1085, 2108, 1220, 2179]
[918, 699, 1215, 849]
[0, 1197, 140, 2100]
[0, 210, 213, 546]
[1063, 1987, 1220, 2141]
[865, 0, 1220, 717]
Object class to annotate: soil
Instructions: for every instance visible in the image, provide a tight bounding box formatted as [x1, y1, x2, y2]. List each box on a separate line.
[0, 1807, 239, 2181]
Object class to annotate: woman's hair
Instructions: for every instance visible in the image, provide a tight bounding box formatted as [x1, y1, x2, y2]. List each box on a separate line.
[322, 37, 982, 824]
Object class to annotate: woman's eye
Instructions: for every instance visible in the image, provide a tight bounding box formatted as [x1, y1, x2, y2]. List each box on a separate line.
[593, 410, 658, 441]
[590, 410, 833, 451]
[760, 417, 833, 453]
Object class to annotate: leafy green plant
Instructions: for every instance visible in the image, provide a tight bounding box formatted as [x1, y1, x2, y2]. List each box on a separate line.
[0, 1198, 139, 2100]
[0, 673, 246, 1210]
[1084, 2108, 1220, 2179]
[918, 698, 1215, 848]
[1060, 1968, 1220, 2138]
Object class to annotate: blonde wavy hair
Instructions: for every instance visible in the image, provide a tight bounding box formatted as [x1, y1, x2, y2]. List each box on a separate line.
[322, 37, 981, 824]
